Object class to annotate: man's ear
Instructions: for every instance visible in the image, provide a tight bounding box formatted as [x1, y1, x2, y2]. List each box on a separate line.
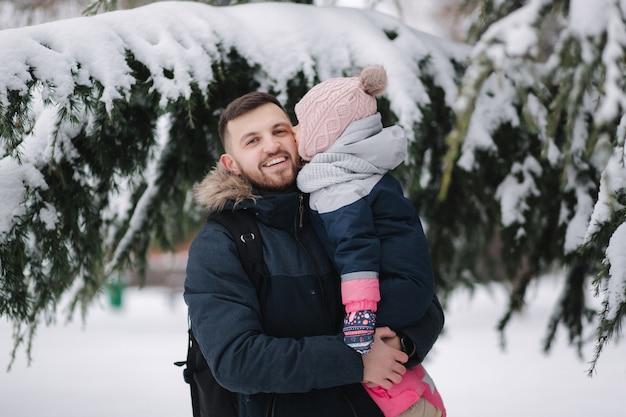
[220, 154, 241, 175]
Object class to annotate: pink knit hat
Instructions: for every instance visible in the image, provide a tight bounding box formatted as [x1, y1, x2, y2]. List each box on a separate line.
[295, 65, 388, 161]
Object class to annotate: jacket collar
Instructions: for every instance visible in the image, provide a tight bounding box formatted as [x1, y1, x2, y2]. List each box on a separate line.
[193, 163, 304, 232]
[193, 164, 258, 214]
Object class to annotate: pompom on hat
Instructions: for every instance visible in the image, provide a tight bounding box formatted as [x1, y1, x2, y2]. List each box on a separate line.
[295, 65, 387, 161]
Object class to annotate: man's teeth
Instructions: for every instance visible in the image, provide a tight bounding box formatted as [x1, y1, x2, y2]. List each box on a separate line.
[265, 157, 286, 167]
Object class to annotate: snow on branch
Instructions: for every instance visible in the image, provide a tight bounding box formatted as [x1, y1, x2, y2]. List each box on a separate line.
[440, 0, 626, 369]
[0, 1, 466, 365]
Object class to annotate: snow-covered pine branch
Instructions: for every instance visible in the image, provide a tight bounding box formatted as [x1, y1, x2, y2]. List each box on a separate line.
[1, 0, 624, 371]
[441, 0, 626, 370]
[0, 1, 466, 364]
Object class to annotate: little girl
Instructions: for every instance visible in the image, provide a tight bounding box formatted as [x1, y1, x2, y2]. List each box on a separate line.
[294, 65, 446, 417]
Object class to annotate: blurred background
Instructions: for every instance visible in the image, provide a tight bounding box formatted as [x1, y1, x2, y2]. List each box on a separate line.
[1, 273, 623, 417]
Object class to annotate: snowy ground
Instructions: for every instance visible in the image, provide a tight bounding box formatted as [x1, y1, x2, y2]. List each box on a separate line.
[1, 278, 623, 417]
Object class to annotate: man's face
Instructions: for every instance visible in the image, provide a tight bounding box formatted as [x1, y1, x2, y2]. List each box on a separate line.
[220, 103, 300, 193]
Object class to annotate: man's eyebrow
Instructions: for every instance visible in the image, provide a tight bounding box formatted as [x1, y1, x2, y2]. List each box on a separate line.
[273, 122, 291, 130]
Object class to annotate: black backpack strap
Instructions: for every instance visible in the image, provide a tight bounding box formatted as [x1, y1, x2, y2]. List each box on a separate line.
[180, 325, 238, 417]
[175, 208, 267, 417]
[209, 209, 267, 301]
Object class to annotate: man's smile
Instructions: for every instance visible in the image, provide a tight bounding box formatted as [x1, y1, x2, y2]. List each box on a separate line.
[263, 156, 288, 167]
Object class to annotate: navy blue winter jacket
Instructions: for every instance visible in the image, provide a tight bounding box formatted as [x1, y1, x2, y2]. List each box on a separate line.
[184, 164, 443, 417]
[297, 115, 436, 330]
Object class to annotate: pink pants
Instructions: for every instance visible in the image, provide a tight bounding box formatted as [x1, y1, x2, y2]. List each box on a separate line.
[365, 364, 446, 417]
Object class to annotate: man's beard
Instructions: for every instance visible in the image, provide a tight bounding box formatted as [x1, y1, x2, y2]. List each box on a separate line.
[243, 166, 298, 194]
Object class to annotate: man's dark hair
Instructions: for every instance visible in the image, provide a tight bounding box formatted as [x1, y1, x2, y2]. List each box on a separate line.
[218, 92, 286, 147]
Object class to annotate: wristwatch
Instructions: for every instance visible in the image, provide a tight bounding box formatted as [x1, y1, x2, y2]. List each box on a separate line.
[399, 335, 416, 357]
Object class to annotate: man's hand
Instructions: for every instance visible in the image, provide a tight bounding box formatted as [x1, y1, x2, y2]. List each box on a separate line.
[381, 332, 402, 351]
[361, 327, 408, 390]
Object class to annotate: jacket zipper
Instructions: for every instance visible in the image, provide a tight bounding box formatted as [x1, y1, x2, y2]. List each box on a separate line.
[298, 193, 304, 229]
[293, 193, 332, 326]
[262, 195, 359, 416]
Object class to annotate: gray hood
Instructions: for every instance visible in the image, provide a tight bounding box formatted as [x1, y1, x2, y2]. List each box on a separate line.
[325, 113, 407, 169]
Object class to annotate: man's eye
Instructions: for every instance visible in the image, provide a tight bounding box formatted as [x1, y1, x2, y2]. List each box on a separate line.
[275, 129, 287, 135]
[246, 138, 259, 145]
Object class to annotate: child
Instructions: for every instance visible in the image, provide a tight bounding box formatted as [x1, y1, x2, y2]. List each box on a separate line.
[295, 65, 446, 417]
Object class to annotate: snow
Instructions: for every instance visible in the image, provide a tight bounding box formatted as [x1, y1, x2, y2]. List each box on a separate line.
[597, 3, 626, 124]
[0, 1, 467, 121]
[495, 155, 542, 229]
[105, 114, 172, 274]
[0, 1, 469, 245]
[0, 131, 50, 239]
[457, 75, 518, 171]
[0, 280, 623, 417]
[562, 114, 596, 254]
[569, 0, 609, 63]
[471, 0, 547, 62]
[584, 147, 626, 241]
[450, 0, 626, 331]
[0, 287, 190, 417]
[606, 223, 626, 321]
[587, 144, 626, 322]
[562, 186, 594, 254]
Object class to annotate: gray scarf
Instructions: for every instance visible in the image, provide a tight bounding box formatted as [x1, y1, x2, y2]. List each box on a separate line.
[297, 114, 407, 193]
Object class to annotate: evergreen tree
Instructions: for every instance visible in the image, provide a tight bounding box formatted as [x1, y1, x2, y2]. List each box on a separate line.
[0, 1, 466, 366]
[440, 0, 626, 372]
[0, 0, 624, 374]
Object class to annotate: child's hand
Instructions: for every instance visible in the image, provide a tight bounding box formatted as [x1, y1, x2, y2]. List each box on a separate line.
[343, 310, 376, 354]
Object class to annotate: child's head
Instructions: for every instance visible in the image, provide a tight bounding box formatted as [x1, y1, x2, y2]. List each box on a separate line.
[295, 65, 387, 161]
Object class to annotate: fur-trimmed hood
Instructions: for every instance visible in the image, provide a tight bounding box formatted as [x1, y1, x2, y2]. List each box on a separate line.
[193, 163, 259, 214]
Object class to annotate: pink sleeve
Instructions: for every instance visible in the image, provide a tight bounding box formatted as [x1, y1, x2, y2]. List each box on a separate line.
[341, 277, 380, 312]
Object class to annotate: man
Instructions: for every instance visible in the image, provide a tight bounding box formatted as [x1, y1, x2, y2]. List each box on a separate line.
[184, 92, 444, 417]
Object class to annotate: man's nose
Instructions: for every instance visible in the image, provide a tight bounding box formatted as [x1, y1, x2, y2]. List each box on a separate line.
[262, 136, 281, 152]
